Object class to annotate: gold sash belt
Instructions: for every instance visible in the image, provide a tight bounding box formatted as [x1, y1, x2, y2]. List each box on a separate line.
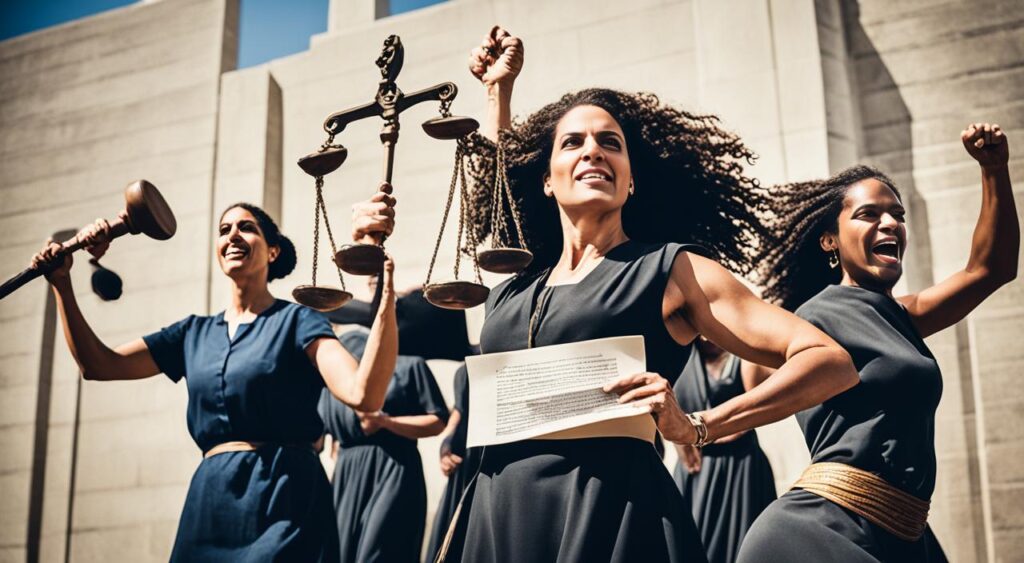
[792, 462, 930, 542]
[203, 441, 313, 459]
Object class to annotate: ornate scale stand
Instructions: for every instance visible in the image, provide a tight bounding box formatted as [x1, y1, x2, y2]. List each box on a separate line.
[291, 34, 478, 311]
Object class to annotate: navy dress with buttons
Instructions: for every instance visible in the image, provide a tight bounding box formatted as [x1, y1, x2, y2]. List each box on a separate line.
[143, 299, 341, 562]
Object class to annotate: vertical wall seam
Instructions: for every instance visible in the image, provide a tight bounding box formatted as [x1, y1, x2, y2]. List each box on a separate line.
[205, 0, 241, 315]
[765, 0, 790, 180]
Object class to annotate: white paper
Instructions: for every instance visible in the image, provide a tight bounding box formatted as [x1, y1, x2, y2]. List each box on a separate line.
[466, 336, 656, 448]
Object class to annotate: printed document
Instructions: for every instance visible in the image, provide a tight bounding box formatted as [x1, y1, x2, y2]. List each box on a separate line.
[466, 336, 657, 447]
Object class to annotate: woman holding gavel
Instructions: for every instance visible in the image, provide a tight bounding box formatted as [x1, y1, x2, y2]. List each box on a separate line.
[30, 201, 398, 562]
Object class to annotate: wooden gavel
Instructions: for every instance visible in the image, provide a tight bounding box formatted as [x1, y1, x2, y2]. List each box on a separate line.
[0, 180, 177, 300]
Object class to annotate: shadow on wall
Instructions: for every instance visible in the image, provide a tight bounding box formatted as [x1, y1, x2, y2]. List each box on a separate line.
[842, 1, 986, 561]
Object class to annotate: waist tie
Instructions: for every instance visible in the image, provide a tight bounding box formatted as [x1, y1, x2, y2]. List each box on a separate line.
[203, 441, 313, 459]
[792, 462, 930, 542]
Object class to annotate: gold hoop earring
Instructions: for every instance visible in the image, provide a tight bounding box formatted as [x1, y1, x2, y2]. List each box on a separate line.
[828, 249, 840, 269]
[628, 178, 635, 196]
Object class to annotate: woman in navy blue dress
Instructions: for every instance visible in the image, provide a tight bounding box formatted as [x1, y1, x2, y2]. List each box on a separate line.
[319, 329, 449, 563]
[31, 201, 399, 562]
[738, 124, 1017, 561]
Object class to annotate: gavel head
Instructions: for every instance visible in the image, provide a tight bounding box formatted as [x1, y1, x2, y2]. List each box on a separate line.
[123, 180, 177, 240]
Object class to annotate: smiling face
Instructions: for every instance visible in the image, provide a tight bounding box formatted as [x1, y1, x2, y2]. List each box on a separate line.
[217, 207, 279, 282]
[822, 178, 907, 292]
[545, 104, 632, 215]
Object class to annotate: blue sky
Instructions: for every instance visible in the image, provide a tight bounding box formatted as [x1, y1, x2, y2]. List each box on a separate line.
[1, 0, 445, 68]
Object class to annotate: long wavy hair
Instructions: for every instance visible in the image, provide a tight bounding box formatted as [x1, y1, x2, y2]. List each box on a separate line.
[463, 88, 771, 275]
[752, 165, 901, 311]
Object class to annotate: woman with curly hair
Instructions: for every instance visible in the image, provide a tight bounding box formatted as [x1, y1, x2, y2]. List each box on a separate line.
[357, 26, 862, 562]
[737, 125, 1017, 561]
[30, 203, 399, 562]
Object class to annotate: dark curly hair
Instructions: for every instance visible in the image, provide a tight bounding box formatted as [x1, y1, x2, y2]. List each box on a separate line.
[752, 165, 901, 311]
[463, 88, 771, 275]
[219, 203, 297, 282]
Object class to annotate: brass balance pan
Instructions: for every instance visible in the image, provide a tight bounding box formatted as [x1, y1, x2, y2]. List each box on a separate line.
[297, 146, 349, 177]
[334, 244, 387, 276]
[477, 248, 534, 274]
[422, 116, 480, 140]
[423, 280, 489, 310]
[292, 285, 353, 312]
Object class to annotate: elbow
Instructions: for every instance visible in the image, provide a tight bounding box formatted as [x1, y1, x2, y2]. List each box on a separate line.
[351, 393, 384, 413]
[998, 262, 1018, 285]
[828, 347, 859, 394]
[81, 368, 102, 381]
[426, 418, 447, 437]
[979, 263, 1018, 291]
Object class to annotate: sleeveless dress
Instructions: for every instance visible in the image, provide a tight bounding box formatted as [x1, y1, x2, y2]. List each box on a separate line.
[738, 284, 948, 562]
[142, 299, 340, 562]
[672, 347, 776, 563]
[318, 330, 449, 563]
[447, 240, 708, 562]
[425, 364, 483, 562]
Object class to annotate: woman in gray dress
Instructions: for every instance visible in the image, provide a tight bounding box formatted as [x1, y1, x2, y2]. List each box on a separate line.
[740, 123, 1017, 561]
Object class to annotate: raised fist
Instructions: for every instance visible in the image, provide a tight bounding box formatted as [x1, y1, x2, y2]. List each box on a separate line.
[468, 26, 524, 88]
[962, 122, 1009, 171]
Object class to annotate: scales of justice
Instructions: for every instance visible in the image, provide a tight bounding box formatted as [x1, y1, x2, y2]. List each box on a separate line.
[0, 35, 531, 311]
[291, 34, 532, 312]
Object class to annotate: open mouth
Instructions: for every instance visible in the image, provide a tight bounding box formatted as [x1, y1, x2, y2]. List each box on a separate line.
[223, 246, 249, 261]
[871, 239, 901, 263]
[574, 168, 613, 183]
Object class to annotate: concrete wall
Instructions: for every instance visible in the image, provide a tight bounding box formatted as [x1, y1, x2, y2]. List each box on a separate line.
[842, 1, 1024, 560]
[2, 0, 1022, 561]
[0, 0, 237, 560]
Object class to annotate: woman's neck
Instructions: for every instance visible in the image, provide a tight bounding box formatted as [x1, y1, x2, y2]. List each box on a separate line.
[558, 208, 628, 270]
[226, 275, 275, 319]
[840, 271, 895, 298]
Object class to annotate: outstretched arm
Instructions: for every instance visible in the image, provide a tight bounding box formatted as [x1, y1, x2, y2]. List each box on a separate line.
[32, 224, 161, 382]
[899, 123, 1018, 337]
[609, 253, 858, 445]
[308, 257, 398, 412]
[684, 255, 858, 442]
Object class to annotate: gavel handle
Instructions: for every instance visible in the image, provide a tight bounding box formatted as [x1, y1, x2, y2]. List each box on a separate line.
[0, 218, 130, 301]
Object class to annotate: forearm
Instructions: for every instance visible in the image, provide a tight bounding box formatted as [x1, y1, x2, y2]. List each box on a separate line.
[351, 294, 398, 411]
[702, 346, 855, 442]
[441, 409, 461, 438]
[708, 429, 749, 444]
[52, 281, 120, 380]
[382, 414, 446, 439]
[482, 83, 513, 141]
[968, 164, 1018, 282]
